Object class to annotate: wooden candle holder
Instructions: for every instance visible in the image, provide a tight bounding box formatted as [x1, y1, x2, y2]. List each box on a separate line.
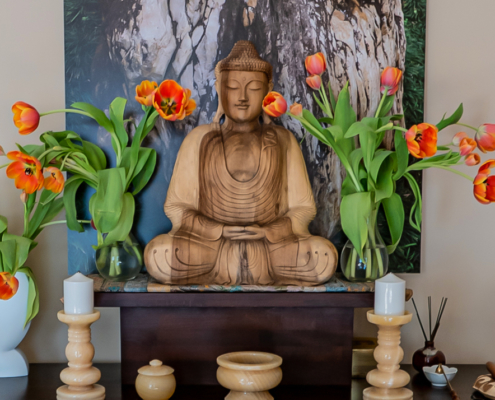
[57, 310, 105, 400]
[363, 310, 413, 400]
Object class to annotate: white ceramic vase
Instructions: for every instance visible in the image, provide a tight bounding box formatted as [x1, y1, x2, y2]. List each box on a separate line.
[0, 272, 31, 378]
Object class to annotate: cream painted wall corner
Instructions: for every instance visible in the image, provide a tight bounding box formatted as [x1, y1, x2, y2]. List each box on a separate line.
[0, 0, 120, 363]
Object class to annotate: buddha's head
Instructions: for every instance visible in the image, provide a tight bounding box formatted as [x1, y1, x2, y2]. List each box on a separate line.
[214, 41, 273, 123]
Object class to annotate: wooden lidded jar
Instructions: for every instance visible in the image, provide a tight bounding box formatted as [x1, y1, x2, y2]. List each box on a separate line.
[135, 360, 176, 400]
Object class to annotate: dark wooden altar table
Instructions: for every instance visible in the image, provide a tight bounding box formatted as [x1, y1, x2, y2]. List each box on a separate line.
[0, 363, 487, 399]
[94, 291, 374, 386]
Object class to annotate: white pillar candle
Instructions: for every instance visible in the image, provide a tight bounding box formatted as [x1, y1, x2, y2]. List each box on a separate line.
[374, 273, 405, 316]
[64, 273, 94, 315]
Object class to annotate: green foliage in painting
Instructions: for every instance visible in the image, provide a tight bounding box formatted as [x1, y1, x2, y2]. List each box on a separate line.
[388, 0, 427, 273]
[402, 0, 427, 129]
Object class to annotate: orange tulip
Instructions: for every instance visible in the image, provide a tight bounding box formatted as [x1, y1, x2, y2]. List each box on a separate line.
[153, 80, 194, 121]
[44, 167, 64, 193]
[183, 88, 197, 117]
[0, 145, 4, 156]
[305, 52, 326, 75]
[289, 103, 303, 117]
[380, 67, 403, 96]
[465, 153, 480, 166]
[262, 92, 287, 118]
[0, 272, 19, 300]
[6, 151, 44, 194]
[12, 102, 40, 135]
[306, 74, 322, 90]
[475, 124, 495, 153]
[459, 137, 477, 156]
[474, 160, 495, 204]
[405, 123, 438, 159]
[452, 132, 468, 146]
[135, 80, 158, 107]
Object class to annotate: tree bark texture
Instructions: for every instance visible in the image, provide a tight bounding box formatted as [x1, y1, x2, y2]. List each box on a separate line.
[86, 0, 406, 247]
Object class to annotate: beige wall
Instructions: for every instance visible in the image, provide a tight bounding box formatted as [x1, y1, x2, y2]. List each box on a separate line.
[1, 0, 494, 364]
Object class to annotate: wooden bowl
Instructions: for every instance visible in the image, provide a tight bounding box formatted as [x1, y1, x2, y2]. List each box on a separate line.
[217, 352, 283, 400]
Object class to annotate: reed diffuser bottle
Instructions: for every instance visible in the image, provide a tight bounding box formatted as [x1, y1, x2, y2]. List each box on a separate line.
[411, 296, 448, 373]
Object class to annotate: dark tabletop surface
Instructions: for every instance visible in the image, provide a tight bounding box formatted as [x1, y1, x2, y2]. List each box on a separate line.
[0, 363, 490, 400]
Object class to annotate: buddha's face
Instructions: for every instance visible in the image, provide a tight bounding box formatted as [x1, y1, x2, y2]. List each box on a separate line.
[220, 71, 269, 123]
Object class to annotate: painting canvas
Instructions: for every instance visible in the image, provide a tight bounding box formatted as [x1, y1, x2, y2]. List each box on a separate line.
[64, 0, 426, 275]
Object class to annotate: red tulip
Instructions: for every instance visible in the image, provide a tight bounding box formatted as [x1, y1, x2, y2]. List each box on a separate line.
[289, 103, 303, 117]
[0, 272, 19, 300]
[135, 80, 158, 107]
[306, 75, 322, 90]
[153, 80, 196, 121]
[465, 153, 480, 166]
[6, 151, 44, 194]
[380, 67, 403, 96]
[405, 123, 438, 159]
[262, 92, 287, 118]
[452, 132, 468, 146]
[475, 124, 495, 153]
[305, 52, 326, 75]
[12, 102, 40, 135]
[44, 167, 65, 193]
[474, 160, 495, 204]
[459, 137, 477, 156]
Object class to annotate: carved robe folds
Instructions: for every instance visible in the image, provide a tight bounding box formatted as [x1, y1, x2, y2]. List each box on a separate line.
[144, 123, 338, 286]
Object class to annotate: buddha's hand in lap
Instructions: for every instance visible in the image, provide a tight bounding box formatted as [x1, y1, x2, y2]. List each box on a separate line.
[222, 225, 266, 240]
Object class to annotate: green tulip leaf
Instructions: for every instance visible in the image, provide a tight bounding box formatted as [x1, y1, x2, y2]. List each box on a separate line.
[359, 128, 377, 172]
[71, 102, 114, 133]
[82, 140, 107, 171]
[404, 172, 423, 231]
[92, 168, 126, 233]
[333, 82, 356, 156]
[0, 240, 16, 274]
[131, 149, 157, 195]
[343, 121, 375, 139]
[382, 193, 405, 254]
[63, 177, 86, 232]
[436, 103, 463, 132]
[374, 154, 396, 203]
[378, 95, 395, 117]
[3, 234, 34, 272]
[17, 266, 39, 327]
[393, 131, 409, 180]
[340, 192, 372, 258]
[109, 97, 129, 150]
[101, 193, 135, 247]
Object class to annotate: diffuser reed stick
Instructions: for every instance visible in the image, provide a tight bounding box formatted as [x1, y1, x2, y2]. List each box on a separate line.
[412, 296, 448, 342]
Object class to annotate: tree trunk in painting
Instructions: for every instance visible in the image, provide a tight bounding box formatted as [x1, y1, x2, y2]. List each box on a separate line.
[95, 0, 406, 243]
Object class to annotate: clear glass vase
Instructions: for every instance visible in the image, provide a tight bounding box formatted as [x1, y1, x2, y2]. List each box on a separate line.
[341, 207, 389, 282]
[95, 233, 143, 281]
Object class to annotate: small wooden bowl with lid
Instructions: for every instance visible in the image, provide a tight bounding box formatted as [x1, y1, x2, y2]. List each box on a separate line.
[135, 359, 176, 400]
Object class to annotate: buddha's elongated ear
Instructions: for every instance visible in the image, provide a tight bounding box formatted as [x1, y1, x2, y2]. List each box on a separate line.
[262, 80, 275, 124]
[213, 70, 225, 123]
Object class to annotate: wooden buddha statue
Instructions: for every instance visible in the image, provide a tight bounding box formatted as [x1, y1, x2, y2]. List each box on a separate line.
[144, 41, 338, 286]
